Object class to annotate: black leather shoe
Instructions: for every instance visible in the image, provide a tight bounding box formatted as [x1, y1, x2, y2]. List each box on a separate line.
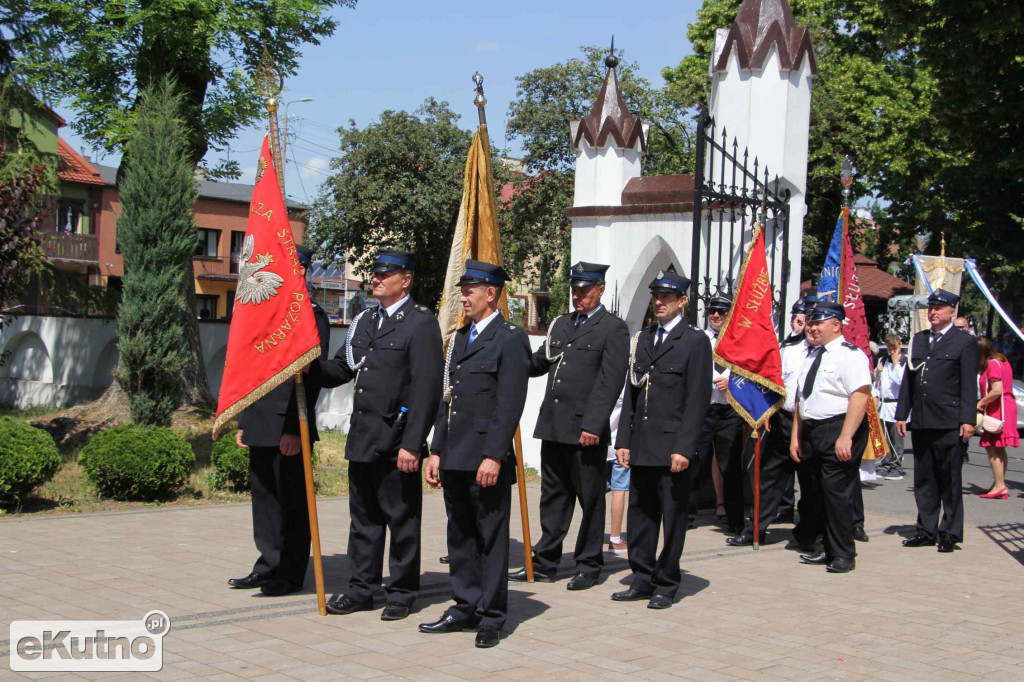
[475, 625, 501, 648]
[611, 587, 653, 602]
[259, 580, 302, 597]
[419, 613, 476, 634]
[800, 551, 829, 565]
[325, 594, 372, 615]
[566, 572, 597, 591]
[774, 510, 795, 524]
[228, 572, 272, 589]
[902, 533, 936, 547]
[647, 594, 673, 609]
[853, 525, 869, 542]
[439, 555, 449, 565]
[937, 534, 958, 553]
[826, 557, 855, 573]
[380, 603, 410, 621]
[726, 531, 766, 547]
[508, 567, 556, 583]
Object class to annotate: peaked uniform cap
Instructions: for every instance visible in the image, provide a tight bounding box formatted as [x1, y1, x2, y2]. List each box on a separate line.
[570, 261, 610, 287]
[649, 270, 691, 294]
[459, 259, 510, 286]
[372, 250, 416, 273]
[808, 301, 845, 322]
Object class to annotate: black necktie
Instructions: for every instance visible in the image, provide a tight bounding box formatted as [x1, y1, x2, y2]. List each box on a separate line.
[654, 327, 665, 352]
[574, 313, 587, 330]
[930, 332, 939, 348]
[372, 308, 388, 338]
[802, 347, 825, 399]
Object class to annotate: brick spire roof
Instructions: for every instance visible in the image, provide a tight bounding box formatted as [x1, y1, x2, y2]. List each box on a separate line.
[571, 52, 647, 152]
[714, 0, 817, 74]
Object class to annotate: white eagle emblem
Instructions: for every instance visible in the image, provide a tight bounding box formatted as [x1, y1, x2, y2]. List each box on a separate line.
[236, 234, 284, 305]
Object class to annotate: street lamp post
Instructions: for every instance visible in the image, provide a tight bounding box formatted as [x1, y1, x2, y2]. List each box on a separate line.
[282, 97, 314, 168]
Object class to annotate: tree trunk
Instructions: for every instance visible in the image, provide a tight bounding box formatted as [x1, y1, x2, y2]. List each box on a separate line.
[180, 257, 213, 407]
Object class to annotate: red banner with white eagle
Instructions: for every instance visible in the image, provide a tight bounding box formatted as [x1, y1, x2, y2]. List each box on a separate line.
[212, 136, 321, 439]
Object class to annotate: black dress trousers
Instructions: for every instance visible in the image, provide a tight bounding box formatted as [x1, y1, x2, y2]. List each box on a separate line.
[346, 456, 423, 607]
[442, 467, 512, 630]
[911, 428, 965, 542]
[698, 404, 747, 530]
[249, 446, 311, 587]
[799, 417, 868, 561]
[532, 441, 607, 578]
[626, 465, 691, 598]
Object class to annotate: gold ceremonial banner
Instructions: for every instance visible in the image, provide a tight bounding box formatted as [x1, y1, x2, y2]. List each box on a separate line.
[437, 125, 507, 347]
[913, 251, 964, 336]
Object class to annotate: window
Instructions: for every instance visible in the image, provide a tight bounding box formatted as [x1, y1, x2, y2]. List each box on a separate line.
[195, 228, 220, 258]
[226, 290, 236, 321]
[229, 231, 246, 274]
[56, 198, 85, 234]
[195, 294, 218, 320]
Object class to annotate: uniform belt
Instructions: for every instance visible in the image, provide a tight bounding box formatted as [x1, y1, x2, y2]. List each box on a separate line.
[802, 414, 845, 427]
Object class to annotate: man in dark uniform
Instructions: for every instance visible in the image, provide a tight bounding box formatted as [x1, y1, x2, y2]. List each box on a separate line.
[229, 244, 331, 597]
[508, 261, 628, 590]
[317, 250, 442, 620]
[612, 270, 712, 609]
[697, 294, 748, 534]
[421, 259, 530, 648]
[728, 299, 813, 547]
[790, 302, 872, 573]
[896, 289, 978, 553]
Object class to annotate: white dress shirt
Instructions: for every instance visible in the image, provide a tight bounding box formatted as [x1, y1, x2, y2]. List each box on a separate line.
[705, 327, 731, 405]
[797, 336, 872, 421]
[780, 337, 810, 413]
[875, 353, 906, 422]
[470, 308, 501, 337]
[377, 294, 410, 328]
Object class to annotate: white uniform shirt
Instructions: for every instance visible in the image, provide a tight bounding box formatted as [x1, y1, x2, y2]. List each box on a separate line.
[797, 336, 872, 421]
[705, 327, 731, 405]
[875, 354, 906, 422]
[780, 336, 810, 413]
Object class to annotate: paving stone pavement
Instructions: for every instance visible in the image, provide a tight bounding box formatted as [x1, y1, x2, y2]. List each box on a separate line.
[2, 484, 1024, 681]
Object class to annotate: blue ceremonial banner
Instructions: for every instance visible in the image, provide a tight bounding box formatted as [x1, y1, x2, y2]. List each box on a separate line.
[728, 373, 783, 430]
[817, 215, 843, 303]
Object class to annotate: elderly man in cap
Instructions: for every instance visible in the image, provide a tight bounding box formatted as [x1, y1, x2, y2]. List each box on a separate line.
[728, 298, 813, 547]
[612, 270, 711, 609]
[790, 302, 872, 573]
[422, 259, 531, 648]
[896, 289, 978, 553]
[317, 250, 442, 620]
[508, 261, 628, 590]
[229, 244, 330, 597]
[696, 293, 748, 534]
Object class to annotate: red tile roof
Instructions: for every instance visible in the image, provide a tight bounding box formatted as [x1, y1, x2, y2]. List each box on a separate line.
[802, 252, 913, 302]
[57, 137, 104, 186]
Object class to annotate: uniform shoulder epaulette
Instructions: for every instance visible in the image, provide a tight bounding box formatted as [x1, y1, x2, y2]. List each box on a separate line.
[414, 304, 431, 314]
[841, 341, 860, 351]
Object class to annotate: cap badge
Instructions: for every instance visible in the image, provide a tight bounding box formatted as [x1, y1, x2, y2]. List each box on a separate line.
[656, 270, 665, 279]
[575, 263, 584, 274]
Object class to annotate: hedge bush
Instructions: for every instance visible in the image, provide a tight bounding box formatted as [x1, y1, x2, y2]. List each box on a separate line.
[78, 425, 195, 500]
[211, 429, 250, 490]
[0, 418, 62, 508]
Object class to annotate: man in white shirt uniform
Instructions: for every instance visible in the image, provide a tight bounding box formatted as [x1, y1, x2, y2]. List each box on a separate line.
[696, 294, 747, 534]
[790, 302, 872, 573]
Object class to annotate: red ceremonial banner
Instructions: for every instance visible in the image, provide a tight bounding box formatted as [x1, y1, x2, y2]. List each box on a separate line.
[212, 136, 322, 439]
[839, 227, 872, 366]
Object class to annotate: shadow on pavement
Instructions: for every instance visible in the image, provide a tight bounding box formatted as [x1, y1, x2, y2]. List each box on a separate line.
[979, 523, 1024, 567]
[882, 523, 918, 539]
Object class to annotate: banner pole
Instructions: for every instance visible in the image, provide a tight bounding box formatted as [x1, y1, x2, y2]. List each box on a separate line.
[752, 428, 762, 551]
[295, 376, 327, 615]
[512, 427, 535, 581]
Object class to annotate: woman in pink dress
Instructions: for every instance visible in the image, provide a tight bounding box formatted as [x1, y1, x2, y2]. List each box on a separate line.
[977, 337, 1019, 499]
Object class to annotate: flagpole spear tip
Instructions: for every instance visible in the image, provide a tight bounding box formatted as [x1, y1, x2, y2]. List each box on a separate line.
[472, 71, 487, 126]
[840, 155, 854, 207]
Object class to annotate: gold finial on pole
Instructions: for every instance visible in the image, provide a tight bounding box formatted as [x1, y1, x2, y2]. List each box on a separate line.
[940, 232, 946, 258]
[256, 46, 286, 197]
[472, 72, 487, 127]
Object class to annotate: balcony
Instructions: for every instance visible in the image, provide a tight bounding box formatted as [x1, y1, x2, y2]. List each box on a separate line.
[37, 231, 99, 264]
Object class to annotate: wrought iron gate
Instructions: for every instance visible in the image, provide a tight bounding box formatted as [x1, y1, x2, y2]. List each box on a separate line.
[687, 105, 792, 336]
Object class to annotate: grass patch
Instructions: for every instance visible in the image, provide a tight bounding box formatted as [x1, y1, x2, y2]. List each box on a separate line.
[0, 404, 59, 424]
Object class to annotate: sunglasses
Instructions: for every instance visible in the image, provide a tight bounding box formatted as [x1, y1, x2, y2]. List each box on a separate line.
[709, 308, 728, 316]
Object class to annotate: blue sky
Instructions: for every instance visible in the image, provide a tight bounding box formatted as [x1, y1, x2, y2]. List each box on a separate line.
[56, 0, 705, 205]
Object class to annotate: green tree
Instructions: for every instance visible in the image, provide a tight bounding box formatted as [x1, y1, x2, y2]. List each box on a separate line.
[503, 46, 692, 293]
[114, 80, 204, 425]
[310, 99, 475, 308]
[16, 0, 355, 177]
